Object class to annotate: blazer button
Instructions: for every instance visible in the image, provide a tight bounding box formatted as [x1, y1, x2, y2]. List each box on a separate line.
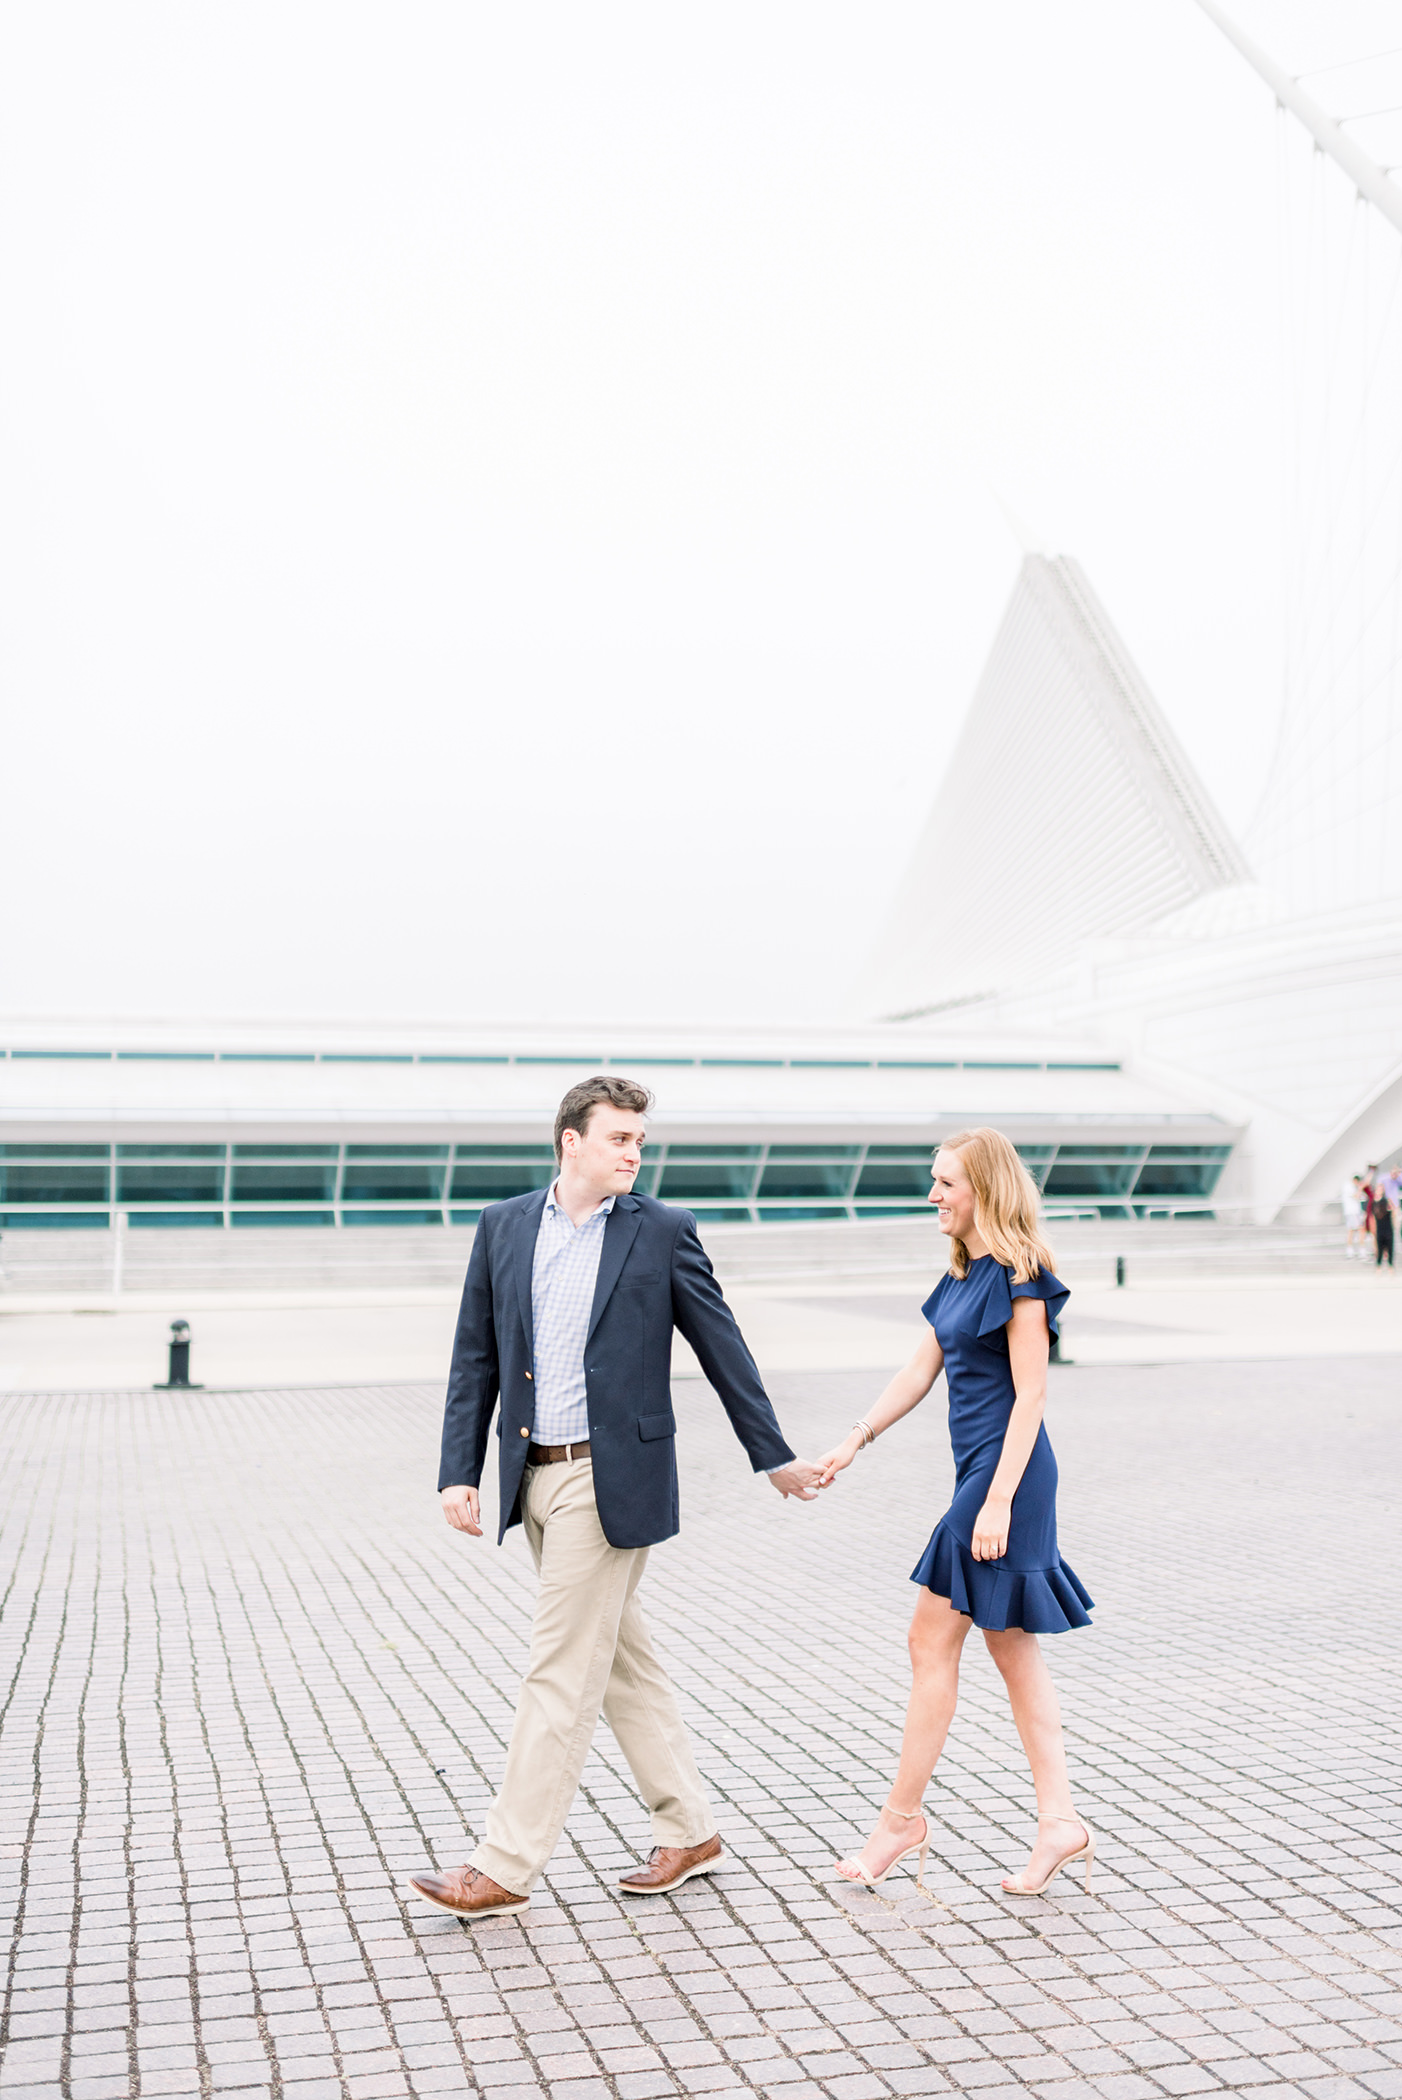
[519, 1426, 530, 1438]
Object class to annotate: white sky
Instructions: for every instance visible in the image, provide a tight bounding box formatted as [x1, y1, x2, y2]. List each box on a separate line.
[1, 2, 1385, 1032]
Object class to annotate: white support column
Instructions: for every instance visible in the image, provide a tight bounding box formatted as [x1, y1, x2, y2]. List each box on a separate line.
[1195, 0, 1402, 238]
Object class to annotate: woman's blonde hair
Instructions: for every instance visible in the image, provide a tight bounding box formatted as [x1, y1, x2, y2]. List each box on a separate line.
[938, 1127, 1055, 1282]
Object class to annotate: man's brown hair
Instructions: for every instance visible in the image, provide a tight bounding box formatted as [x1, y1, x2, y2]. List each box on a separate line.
[553, 1075, 654, 1163]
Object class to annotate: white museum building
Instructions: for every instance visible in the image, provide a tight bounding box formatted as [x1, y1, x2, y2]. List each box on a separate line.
[2, 551, 1394, 1233]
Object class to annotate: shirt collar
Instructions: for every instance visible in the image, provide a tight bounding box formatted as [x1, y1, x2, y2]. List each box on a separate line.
[544, 1179, 616, 1223]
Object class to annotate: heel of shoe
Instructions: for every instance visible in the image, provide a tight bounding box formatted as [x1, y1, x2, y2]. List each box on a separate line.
[916, 1837, 930, 1889]
[1081, 1829, 1096, 1895]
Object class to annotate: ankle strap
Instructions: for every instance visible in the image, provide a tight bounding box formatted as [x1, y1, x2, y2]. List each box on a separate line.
[883, 1802, 926, 1822]
[1038, 1812, 1083, 1824]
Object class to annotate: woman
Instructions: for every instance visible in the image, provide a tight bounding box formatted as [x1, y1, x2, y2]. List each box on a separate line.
[1376, 1177, 1396, 1268]
[814, 1127, 1093, 1898]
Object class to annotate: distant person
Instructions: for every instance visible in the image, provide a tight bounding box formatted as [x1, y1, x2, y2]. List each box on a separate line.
[1342, 1175, 1366, 1258]
[810, 1127, 1094, 1900]
[1363, 1166, 1382, 1256]
[409, 1074, 821, 1919]
[1377, 1172, 1397, 1269]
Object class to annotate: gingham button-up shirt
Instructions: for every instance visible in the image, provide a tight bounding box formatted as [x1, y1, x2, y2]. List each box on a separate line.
[528, 1182, 614, 1445]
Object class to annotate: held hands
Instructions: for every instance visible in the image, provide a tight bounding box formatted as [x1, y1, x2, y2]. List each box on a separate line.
[441, 1485, 482, 1537]
[768, 1460, 822, 1501]
[814, 1431, 865, 1489]
[971, 1493, 1011, 1561]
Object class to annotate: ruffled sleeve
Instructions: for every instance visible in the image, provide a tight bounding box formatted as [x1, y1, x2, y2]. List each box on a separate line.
[976, 1263, 1069, 1344]
[920, 1275, 948, 1328]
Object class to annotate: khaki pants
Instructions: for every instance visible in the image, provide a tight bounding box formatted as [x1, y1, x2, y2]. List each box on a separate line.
[470, 1455, 713, 1895]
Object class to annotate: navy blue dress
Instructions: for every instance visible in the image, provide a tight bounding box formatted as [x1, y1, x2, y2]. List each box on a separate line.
[910, 1256, 1092, 1634]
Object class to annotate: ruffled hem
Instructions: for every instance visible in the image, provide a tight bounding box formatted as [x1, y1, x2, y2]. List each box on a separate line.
[911, 1522, 1093, 1633]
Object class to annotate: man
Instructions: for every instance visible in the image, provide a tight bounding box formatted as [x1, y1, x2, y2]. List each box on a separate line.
[408, 1075, 820, 1919]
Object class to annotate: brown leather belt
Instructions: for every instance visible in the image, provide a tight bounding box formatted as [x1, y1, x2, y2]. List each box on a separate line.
[526, 1440, 591, 1465]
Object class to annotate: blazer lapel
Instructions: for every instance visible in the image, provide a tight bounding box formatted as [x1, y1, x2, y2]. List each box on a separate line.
[512, 1189, 548, 1358]
[587, 1197, 642, 1343]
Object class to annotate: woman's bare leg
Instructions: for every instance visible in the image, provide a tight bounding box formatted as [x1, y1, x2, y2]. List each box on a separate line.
[982, 1627, 1086, 1885]
[835, 1591, 973, 1881]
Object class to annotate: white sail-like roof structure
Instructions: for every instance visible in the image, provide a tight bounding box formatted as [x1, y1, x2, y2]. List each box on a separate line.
[858, 556, 1247, 1021]
[858, 552, 1402, 1219]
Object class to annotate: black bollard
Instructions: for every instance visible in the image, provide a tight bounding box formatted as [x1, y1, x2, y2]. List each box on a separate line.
[1115, 1255, 1126, 1288]
[154, 1318, 204, 1391]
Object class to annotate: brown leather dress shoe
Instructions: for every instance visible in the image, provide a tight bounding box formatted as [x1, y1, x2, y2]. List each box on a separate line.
[617, 1834, 724, 1894]
[406, 1865, 529, 1917]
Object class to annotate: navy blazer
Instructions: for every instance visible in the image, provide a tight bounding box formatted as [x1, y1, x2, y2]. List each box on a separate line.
[438, 1188, 796, 1549]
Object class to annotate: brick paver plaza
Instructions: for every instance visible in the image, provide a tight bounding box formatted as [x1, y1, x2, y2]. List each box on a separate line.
[2, 1357, 1400, 2100]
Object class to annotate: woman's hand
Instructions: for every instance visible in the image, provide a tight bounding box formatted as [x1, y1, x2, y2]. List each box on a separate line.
[971, 1494, 1011, 1560]
[815, 1433, 864, 1488]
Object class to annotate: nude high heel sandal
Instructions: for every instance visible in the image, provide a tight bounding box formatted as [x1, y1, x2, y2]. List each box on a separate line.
[1001, 1814, 1095, 1896]
[835, 1806, 931, 1888]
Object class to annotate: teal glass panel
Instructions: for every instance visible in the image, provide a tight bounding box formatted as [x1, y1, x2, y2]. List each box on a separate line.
[514, 1055, 604, 1065]
[0, 1143, 109, 1158]
[1053, 1146, 1145, 1160]
[664, 1145, 763, 1160]
[345, 1145, 449, 1159]
[449, 1207, 485, 1224]
[758, 1162, 856, 1199]
[231, 1163, 338, 1202]
[221, 1053, 316, 1063]
[117, 1162, 225, 1202]
[127, 1211, 223, 1228]
[0, 1211, 109, 1229]
[1046, 1061, 1120, 1071]
[341, 1209, 445, 1226]
[116, 1051, 216, 1061]
[632, 1161, 661, 1196]
[962, 1060, 1040, 1070]
[420, 1055, 510, 1064]
[0, 1162, 110, 1203]
[855, 1160, 931, 1198]
[232, 1145, 338, 1159]
[659, 1161, 758, 1199]
[11, 1050, 112, 1060]
[232, 1210, 335, 1227]
[765, 1145, 862, 1160]
[322, 1054, 413, 1063]
[853, 1202, 934, 1217]
[677, 1206, 754, 1223]
[1132, 1159, 1226, 1199]
[341, 1163, 447, 1201]
[1145, 1144, 1232, 1160]
[863, 1145, 933, 1158]
[1044, 1160, 1139, 1198]
[698, 1058, 783, 1067]
[118, 1145, 224, 1158]
[874, 1059, 957, 1069]
[1016, 1146, 1056, 1190]
[449, 1166, 550, 1201]
[757, 1205, 848, 1222]
[454, 1146, 556, 1161]
[788, 1059, 872, 1068]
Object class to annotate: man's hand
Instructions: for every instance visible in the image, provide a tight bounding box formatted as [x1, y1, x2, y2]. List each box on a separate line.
[441, 1484, 483, 1536]
[768, 1460, 821, 1502]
